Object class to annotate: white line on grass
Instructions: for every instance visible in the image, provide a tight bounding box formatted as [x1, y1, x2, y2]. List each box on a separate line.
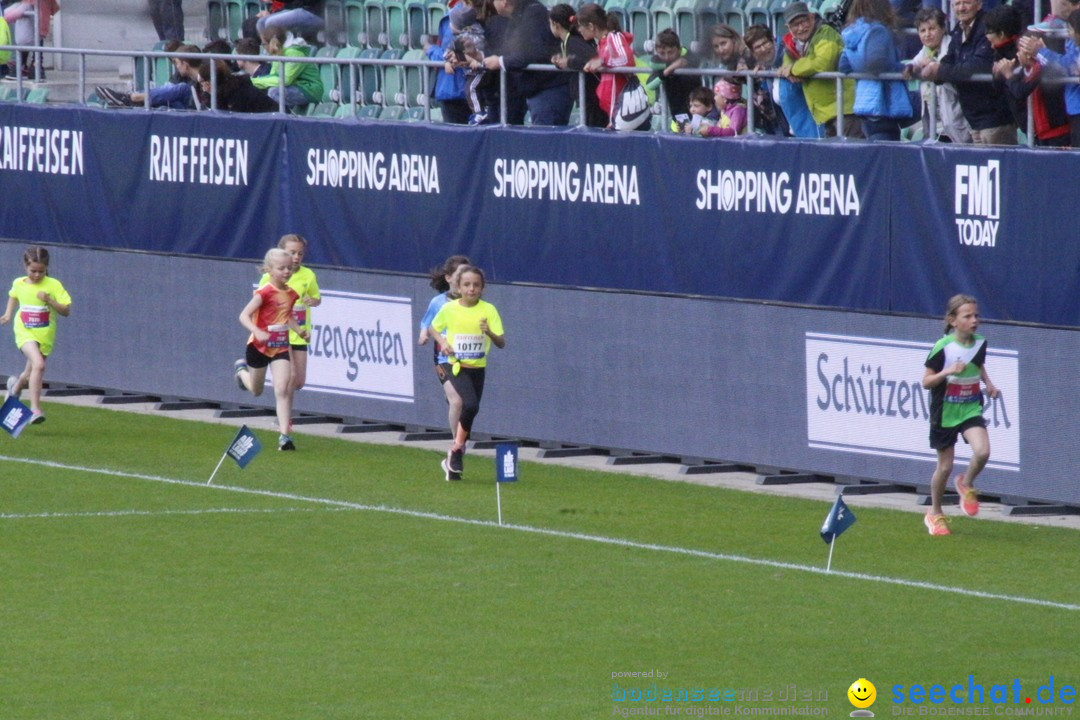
[0, 507, 344, 520]
[3, 453, 1078, 612]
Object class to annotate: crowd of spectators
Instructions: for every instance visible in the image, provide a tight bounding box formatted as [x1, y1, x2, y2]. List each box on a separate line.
[81, 0, 1080, 147]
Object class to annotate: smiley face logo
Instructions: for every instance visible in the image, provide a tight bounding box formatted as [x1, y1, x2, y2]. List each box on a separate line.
[848, 678, 877, 709]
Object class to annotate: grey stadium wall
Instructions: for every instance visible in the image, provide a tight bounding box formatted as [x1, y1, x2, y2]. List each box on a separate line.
[1, 241, 1076, 508]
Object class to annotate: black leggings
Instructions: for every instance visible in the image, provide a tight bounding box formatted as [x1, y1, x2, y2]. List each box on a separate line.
[442, 364, 485, 436]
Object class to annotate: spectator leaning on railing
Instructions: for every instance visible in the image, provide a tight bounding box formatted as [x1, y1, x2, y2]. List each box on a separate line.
[919, 0, 1017, 145]
[483, 0, 572, 125]
[904, 7, 972, 142]
[777, 1, 862, 137]
[838, 0, 914, 141]
[1020, 8, 1080, 146]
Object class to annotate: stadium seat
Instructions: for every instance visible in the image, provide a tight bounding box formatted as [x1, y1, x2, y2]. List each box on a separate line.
[84, 89, 106, 107]
[365, 0, 387, 48]
[626, 0, 652, 55]
[334, 102, 359, 116]
[358, 47, 383, 104]
[603, 0, 630, 38]
[650, 0, 677, 41]
[769, 0, 789, 36]
[225, 0, 246, 40]
[308, 101, 339, 116]
[400, 48, 427, 106]
[356, 103, 382, 118]
[383, 0, 409, 49]
[744, 0, 772, 31]
[426, 0, 447, 38]
[404, 105, 427, 121]
[405, 0, 428, 48]
[379, 105, 407, 120]
[323, 0, 347, 45]
[133, 41, 168, 93]
[718, 0, 746, 34]
[316, 45, 341, 102]
[345, 0, 367, 46]
[207, 0, 229, 40]
[815, 0, 842, 22]
[24, 87, 49, 104]
[672, 0, 716, 54]
[374, 48, 405, 105]
[335, 46, 365, 104]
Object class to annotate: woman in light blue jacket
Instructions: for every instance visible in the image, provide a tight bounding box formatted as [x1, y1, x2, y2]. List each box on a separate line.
[838, 0, 913, 140]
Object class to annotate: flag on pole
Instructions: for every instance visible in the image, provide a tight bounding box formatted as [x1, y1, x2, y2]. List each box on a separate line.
[208, 425, 262, 485]
[820, 495, 856, 544]
[227, 425, 262, 468]
[495, 442, 518, 526]
[496, 443, 518, 483]
[0, 395, 33, 438]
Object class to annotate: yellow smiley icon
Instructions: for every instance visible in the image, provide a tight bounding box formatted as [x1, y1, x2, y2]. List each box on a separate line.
[848, 678, 877, 709]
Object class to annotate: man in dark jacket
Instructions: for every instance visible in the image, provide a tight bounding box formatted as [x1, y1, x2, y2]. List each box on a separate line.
[483, 0, 572, 125]
[920, 0, 1017, 144]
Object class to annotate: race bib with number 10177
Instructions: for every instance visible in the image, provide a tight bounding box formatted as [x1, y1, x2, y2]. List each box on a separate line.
[452, 334, 485, 360]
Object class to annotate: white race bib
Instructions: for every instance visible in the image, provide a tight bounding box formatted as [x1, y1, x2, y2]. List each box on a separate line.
[452, 333, 485, 360]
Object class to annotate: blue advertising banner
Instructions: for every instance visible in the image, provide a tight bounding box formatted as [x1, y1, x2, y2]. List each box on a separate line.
[888, 144, 1080, 326]
[2, 104, 1078, 326]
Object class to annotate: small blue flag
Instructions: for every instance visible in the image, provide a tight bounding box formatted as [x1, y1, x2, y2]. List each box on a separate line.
[0, 395, 33, 438]
[820, 496, 856, 544]
[226, 425, 262, 469]
[495, 443, 518, 483]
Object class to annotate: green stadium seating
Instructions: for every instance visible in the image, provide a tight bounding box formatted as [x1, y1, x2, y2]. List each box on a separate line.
[308, 101, 339, 116]
[770, 0, 790, 37]
[333, 46, 362, 104]
[316, 45, 341, 102]
[207, 0, 229, 40]
[743, 0, 772, 31]
[225, 0, 246, 40]
[379, 105, 407, 120]
[356, 104, 383, 117]
[405, 0, 428, 48]
[345, 0, 367, 46]
[718, 0, 746, 34]
[672, 0, 717, 54]
[383, 0, 408, 49]
[365, 0, 387, 48]
[400, 48, 427, 106]
[359, 47, 383, 103]
[323, 0, 347, 45]
[24, 87, 49, 104]
[426, 0, 447, 39]
[650, 0, 677, 41]
[626, 0, 652, 55]
[375, 48, 405, 105]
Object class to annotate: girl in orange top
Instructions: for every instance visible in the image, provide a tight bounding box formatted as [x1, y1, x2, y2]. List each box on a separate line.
[234, 248, 308, 451]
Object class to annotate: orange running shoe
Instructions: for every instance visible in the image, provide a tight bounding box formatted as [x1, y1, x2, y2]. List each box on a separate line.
[924, 512, 951, 536]
[954, 474, 979, 517]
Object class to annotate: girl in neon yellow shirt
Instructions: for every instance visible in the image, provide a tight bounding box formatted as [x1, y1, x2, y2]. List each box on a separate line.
[430, 266, 506, 481]
[1, 246, 72, 424]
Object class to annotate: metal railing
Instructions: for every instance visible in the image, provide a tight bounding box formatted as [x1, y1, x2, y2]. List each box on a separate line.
[2, 43, 1073, 148]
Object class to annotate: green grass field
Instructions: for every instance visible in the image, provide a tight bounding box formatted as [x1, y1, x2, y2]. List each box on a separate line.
[1, 403, 1077, 720]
